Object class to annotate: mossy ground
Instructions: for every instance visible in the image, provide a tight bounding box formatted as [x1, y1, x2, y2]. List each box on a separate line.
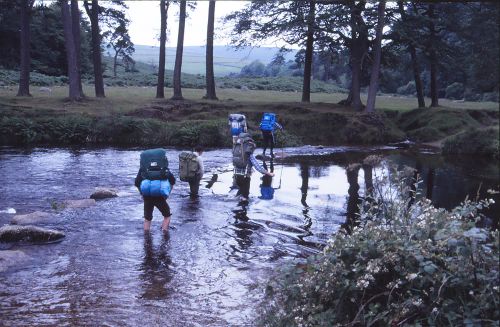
[0, 86, 497, 154]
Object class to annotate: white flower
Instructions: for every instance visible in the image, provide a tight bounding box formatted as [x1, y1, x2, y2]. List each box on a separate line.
[407, 273, 418, 281]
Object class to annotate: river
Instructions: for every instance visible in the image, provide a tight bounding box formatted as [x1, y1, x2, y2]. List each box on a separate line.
[0, 146, 498, 326]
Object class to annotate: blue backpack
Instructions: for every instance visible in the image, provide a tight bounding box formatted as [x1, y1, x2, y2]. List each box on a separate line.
[140, 179, 172, 198]
[260, 113, 276, 132]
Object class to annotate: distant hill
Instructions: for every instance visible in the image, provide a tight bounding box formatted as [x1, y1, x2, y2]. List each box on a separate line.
[119, 45, 297, 77]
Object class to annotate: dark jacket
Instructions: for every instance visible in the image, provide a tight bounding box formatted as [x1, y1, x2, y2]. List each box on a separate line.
[135, 168, 176, 191]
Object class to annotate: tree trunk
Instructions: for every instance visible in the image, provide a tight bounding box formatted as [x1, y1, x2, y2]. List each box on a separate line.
[428, 3, 439, 107]
[156, 0, 168, 98]
[113, 50, 118, 77]
[17, 0, 33, 97]
[204, 0, 218, 100]
[398, 2, 425, 107]
[71, 0, 84, 97]
[61, 0, 81, 101]
[171, 0, 186, 100]
[301, 0, 316, 103]
[341, 2, 366, 111]
[84, 0, 105, 97]
[365, 0, 385, 112]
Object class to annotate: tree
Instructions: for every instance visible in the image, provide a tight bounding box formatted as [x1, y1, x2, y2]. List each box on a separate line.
[17, 0, 35, 97]
[427, 3, 439, 107]
[60, 0, 81, 101]
[102, 1, 134, 78]
[302, 0, 316, 102]
[225, 1, 324, 103]
[395, 1, 425, 107]
[171, 0, 187, 100]
[365, 1, 386, 112]
[203, 0, 218, 100]
[156, 0, 170, 98]
[83, 0, 105, 97]
[71, 0, 84, 97]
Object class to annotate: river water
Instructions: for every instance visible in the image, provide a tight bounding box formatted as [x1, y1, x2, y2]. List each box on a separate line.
[0, 146, 498, 326]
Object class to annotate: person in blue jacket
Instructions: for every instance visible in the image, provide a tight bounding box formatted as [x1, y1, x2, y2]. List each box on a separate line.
[259, 113, 283, 158]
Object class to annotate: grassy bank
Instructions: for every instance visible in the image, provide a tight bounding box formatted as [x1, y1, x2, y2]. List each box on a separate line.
[0, 86, 498, 154]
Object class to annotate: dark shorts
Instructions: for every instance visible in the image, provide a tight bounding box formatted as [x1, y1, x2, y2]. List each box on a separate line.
[143, 196, 171, 221]
[235, 175, 251, 198]
[262, 131, 275, 149]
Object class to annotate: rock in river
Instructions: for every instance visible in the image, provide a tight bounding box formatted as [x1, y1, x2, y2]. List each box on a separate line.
[0, 225, 65, 243]
[90, 187, 118, 200]
[0, 250, 32, 272]
[11, 211, 55, 225]
[64, 199, 96, 208]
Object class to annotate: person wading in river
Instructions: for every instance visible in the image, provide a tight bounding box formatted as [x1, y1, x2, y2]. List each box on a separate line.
[259, 112, 283, 158]
[233, 133, 274, 202]
[135, 149, 176, 232]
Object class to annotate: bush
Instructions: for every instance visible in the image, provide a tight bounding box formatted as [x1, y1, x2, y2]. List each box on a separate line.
[445, 82, 465, 100]
[482, 92, 499, 102]
[396, 81, 416, 95]
[259, 166, 499, 326]
[443, 127, 499, 159]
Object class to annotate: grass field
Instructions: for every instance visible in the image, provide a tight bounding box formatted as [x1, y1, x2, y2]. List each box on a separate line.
[1, 85, 498, 115]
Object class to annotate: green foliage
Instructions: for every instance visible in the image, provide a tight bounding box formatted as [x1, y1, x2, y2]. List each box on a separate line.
[443, 127, 499, 159]
[398, 109, 485, 142]
[259, 167, 499, 326]
[396, 81, 416, 96]
[445, 82, 465, 100]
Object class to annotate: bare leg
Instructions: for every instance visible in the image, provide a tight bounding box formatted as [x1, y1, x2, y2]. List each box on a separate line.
[144, 220, 152, 231]
[161, 216, 171, 232]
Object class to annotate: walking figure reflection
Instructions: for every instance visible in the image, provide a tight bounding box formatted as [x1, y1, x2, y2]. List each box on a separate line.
[139, 233, 173, 300]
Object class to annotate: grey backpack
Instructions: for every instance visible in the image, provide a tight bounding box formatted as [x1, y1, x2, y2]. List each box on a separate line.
[179, 152, 199, 182]
[232, 133, 255, 169]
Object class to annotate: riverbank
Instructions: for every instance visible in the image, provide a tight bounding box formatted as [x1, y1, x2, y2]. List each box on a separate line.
[0, 86, 498, 157]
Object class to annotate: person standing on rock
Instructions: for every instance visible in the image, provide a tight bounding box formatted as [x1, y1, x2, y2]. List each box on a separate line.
[135, 149, 176, 232]
[232, 133, 274, 202]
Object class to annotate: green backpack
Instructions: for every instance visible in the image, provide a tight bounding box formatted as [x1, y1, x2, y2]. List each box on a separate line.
[140, 148, 169, 180]
[232, 133, 255, 169]
[179, 152, 199, 182]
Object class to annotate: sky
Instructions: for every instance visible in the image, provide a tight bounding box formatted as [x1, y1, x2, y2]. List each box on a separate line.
[127, 1, 255, 47]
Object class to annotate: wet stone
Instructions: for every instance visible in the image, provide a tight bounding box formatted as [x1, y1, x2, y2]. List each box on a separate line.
[11, 211, 54, 225]
[64, 199, 96, 208]
[0, 225, 65, 244]
[90, 187, 118, 200]
[0, 250, 31, 272]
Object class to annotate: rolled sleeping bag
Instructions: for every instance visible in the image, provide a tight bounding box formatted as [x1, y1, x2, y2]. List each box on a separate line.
[140, 179, 172, 198]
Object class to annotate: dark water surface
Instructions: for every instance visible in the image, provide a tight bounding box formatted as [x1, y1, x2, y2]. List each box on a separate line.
[0, 146, 498, 326]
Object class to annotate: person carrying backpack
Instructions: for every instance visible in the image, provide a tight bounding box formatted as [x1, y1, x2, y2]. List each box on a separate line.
[179, 146, 204, 198]
[259, 112, 283, 158]
[134, 148, 176, 232]
[232, 133, 274, 201]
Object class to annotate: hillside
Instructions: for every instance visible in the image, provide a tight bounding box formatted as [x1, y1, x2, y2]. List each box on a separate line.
[127, 45, 297, 76]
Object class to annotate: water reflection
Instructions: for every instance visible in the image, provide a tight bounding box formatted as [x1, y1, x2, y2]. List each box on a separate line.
[139, 233, 173, 300]
[260, 159, 275, 200]
[342, 164, 361, 233]
[299, 163, 312, 230]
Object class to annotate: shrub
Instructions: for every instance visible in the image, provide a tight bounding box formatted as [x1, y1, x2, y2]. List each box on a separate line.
[396, 81, 416, 95]
[259, 166, 499, 326]
[482, 92, 499, 103]
[443, 127, 499, 159]
[445, 82, 465, 100]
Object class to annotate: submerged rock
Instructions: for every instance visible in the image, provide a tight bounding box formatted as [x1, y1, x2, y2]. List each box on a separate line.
[90, 187, 118, 200]
[0, 250, 32, 272]
[64, 199, 96, 208]
[0, 225, 65, 243]
[11, 211, 54, 225]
